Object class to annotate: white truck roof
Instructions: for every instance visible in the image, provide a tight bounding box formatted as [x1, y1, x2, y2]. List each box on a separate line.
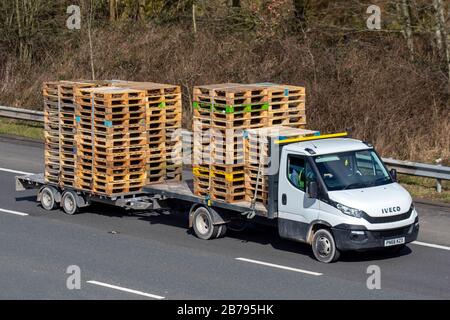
[284, 138, 371, 156]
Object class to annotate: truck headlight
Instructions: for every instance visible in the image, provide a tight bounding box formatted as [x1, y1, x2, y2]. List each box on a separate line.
[334, 202, 363, 218]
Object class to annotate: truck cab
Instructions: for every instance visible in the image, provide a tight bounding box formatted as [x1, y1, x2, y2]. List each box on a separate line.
[276, 137, 419, 263]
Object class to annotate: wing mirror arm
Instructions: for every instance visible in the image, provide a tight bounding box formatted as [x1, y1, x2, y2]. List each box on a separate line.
[390, 168, 397, 182]
[307, 181, 318, 199]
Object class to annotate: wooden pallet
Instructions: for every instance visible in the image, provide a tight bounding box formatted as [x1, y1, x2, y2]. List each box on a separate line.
[43, 82, 61, 184]
[242, 126, 318, 204]
[74, 86, 149, 195]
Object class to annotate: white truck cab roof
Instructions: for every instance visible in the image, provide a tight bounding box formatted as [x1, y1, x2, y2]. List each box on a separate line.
[284, 138, 372, 156]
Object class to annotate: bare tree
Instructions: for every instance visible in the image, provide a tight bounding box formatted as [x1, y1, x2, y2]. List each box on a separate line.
[293, 0, 307, 24]
[433, 0, 450, 91]
[138, 0, 146, 21]
[88, 0, 95, 80]
[398, 0, 414, 60]
[109, 0, 116, 22]
[14, 0, 42, 63]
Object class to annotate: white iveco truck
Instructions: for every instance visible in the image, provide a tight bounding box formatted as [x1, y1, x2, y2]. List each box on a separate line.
[16, 133, 419, 263]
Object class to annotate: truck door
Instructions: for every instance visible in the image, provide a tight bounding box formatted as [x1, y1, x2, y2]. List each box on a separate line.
[278, 152, 320, 242]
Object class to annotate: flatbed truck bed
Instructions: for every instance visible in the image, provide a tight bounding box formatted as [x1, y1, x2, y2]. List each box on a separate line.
[144, 180, 269, 216]
[15, 173, 270, 217]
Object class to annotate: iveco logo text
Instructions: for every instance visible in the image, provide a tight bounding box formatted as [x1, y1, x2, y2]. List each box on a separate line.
[381, 206, 401, 214]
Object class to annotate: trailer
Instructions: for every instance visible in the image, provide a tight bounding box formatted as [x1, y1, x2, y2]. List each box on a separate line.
[15, 133, 420, 263]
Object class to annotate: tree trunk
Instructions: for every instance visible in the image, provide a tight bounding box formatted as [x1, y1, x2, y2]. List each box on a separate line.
[138, 0, 146, 21]
[400, 0, 414, 60]
[109, 0, 116, 22]
[433, 0, 443, 50]
[15, 0, 24, 61]
[433, 0, 450, 92]
[232, 0, 241, 7]
[88, 0, 96, 80]
[293, 0, 307, 24]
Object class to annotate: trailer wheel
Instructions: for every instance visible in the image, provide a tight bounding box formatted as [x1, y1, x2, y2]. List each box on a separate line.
[312, 229, 340, 263]
[61, 191, 78, 215]
[40, 186, 57, 211]
[192, 207, 226, 240]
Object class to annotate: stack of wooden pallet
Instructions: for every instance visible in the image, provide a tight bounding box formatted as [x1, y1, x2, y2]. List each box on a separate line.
[244, 126, 318, 204]
[43, 81, 98, 186]
[192, 83, 307, 203]
[74, 87, 148, 196]
[110, 81, 183, 184]
[57, 81, 98, 187]
[43, 82, 61, 185]
[43, 79, 183, 197]
[192, 83, 269, 202]
[264, 83, 306, 128]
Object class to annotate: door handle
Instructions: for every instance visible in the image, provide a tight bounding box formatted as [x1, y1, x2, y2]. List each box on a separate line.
[282, 193, 287, 205]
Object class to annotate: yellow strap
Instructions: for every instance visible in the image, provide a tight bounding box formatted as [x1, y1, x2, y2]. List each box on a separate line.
[275, 132, 348, 145]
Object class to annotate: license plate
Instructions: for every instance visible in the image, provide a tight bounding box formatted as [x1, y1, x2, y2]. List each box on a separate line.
[384, 237, 405, 247]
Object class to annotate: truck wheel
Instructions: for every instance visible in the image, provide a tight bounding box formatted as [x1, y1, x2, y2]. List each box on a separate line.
[312, 229, 340, 263]
[61, 191, 78, 215]
[40, 186, 57, 211]
[192, 207, 226, 240]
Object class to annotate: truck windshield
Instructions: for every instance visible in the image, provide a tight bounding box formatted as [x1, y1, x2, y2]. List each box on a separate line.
[314, 149, 392, 191]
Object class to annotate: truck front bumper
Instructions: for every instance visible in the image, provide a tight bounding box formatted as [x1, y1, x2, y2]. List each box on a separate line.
[332, 217, 419, 251]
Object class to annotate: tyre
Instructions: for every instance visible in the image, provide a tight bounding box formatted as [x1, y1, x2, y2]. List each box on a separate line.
[312, 229, 340, 263]
[215, 223, 227, 239]
[40, 186, 57, 211]
[192, 207, 226, 240]
[61, 191, 78, 215]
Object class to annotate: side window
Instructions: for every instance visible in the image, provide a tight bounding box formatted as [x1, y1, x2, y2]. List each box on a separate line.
[287, 155, 310, 192]
[355, 150, 374, 176]
[355, 150, 387, 177]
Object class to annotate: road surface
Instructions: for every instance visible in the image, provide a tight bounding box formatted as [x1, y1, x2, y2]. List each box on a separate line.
[0, 135, 449, 299]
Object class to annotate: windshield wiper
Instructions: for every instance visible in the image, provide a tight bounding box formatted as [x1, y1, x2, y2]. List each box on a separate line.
[342, 182, 367, 190]
[369, 177, 390, 186]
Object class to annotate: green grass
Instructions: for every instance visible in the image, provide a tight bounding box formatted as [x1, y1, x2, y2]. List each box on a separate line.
[399, 175, 450, 203]
[0, 118, 44, 140]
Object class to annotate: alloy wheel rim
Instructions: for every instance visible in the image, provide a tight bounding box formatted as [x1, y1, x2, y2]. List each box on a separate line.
[196, 212, 210, 235]
[65, 195, 74, 212]
[317, 236, 332, 257]
[43, 191, 52, 207]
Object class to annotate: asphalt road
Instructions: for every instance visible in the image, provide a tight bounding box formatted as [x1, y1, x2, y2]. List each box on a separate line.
[0, 135, 449, 299]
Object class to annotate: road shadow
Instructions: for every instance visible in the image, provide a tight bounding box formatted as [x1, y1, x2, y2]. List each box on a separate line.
[338, 246, 413, 262]
[15, 195, 38, 202]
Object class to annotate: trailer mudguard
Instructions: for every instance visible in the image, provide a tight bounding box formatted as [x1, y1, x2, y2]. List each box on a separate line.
[188, 204, 231, 228]
[37, 186, 61, 203]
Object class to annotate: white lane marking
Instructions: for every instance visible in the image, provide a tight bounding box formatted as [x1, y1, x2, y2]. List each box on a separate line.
[236, 257, 322, 276]
[412, 241, 450, 251]
[86, 280, 165, 299]
[0, 208, 29, 216]
[0, 167, 33, 175]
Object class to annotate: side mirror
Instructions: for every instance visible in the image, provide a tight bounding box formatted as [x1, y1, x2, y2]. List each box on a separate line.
[307, 181, 318, 199]
[390, 168, 397, 182]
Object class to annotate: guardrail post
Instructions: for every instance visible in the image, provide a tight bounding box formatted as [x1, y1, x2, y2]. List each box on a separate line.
[436, 159, 442, 193]
[436, 179, 442, 193]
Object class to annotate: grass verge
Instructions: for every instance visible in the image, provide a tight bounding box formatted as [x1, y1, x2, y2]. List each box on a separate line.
[399, 175, 449, 204]
[0, 118, 44, 140]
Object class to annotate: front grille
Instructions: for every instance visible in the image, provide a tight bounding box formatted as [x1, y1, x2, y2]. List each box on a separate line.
[371, 225, 411, 239]
[362, 208, 412, 224]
